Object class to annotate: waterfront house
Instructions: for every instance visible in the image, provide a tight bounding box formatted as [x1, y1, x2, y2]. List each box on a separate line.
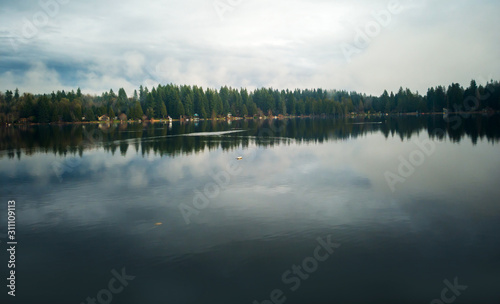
[98, 115, 110, 121]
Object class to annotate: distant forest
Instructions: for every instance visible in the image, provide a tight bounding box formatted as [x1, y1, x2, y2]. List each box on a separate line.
[0, 80, 499, 123]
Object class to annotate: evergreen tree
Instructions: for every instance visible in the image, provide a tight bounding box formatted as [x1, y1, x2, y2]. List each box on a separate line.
[51, 102, 61, 122]
[286, 93, 296, 115]
[20, 93, 35, 118]
[139, 85, 146, 104]
[181, 85, 194, 116]
[109, 108, 115, 120]
[176, 100, 185, 118]
[183, 95, 193, 116]
[447, 83, 464, 111]
[146, 107, 154, 119]
[71, 99, 83, 121]
[5, 90, 13, 104]
[242, 104, 248, 117]
[219, 86, 230, 115]
[247, 96, 257, 116]
[464, 80, 479, 111]
[426, 88, 436, 112]
[117, 88, 128, 113]
[435, 86, 446, 111]
[145, 93, 155, 116]
[130, 101, 143, 119]
[84, 106, 96, 121]
[158, 101, 167, 118]
[36, 95, 51, 123]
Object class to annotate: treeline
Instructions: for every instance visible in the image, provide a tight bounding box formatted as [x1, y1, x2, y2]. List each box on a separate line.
[1, 80, 499, 123]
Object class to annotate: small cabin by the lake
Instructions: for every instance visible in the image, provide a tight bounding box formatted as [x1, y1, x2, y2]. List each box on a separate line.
[98, 115, 110, 121]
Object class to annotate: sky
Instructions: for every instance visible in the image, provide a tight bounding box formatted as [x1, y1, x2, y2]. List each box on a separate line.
[0, 0, 499, 96]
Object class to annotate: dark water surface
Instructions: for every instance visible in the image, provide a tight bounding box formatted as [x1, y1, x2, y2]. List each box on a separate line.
[1, 115, 500, 304]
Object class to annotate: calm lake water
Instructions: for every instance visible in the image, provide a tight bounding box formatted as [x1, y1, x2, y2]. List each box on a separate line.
[1, 115, 500, 304]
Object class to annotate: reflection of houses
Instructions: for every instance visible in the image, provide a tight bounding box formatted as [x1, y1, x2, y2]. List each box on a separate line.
[98, 122, 111, 130]
[118, 122, 128, 131]
[98, 115, 110, 121]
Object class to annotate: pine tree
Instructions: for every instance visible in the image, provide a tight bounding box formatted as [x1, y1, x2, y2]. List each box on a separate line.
[130, 101, 143, 119]
[183, 95, 193, 116]
[117, 88, 128, 113]
[146, 107, 154, 119]
[159, 102, 167, 118]
[20, 93, 35, 118]
[5, 90, 13, 104]
[176, 100, 185, 118]
[139, 85, 146, 104]
[85, 106, 96, 121]
[36, 95, 51, 123]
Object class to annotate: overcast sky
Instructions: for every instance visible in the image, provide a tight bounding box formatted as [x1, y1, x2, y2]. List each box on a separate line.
[1, 0, 499, 96]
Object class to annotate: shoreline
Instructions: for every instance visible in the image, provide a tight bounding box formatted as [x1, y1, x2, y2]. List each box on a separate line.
[1, 111, 497, 127]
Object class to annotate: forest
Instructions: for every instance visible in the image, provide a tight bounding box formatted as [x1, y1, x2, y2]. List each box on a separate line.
[0, 80, 499, 123]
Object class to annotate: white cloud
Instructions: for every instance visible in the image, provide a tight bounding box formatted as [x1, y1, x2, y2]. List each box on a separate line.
[0, 61, 67, 93]
[0, 0, 499, 95]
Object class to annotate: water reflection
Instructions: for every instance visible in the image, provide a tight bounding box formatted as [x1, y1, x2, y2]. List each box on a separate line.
[1, 114, 499, 159]
[0, 115, 499, 303]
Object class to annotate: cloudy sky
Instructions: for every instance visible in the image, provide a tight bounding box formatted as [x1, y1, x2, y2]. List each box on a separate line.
[0, 0, 499, 96]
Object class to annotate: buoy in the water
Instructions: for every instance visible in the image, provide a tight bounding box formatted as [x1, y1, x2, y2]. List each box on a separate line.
[236, 156, 243, 160]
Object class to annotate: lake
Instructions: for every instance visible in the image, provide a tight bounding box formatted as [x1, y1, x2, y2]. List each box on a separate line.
[1, 115, 500, 304]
